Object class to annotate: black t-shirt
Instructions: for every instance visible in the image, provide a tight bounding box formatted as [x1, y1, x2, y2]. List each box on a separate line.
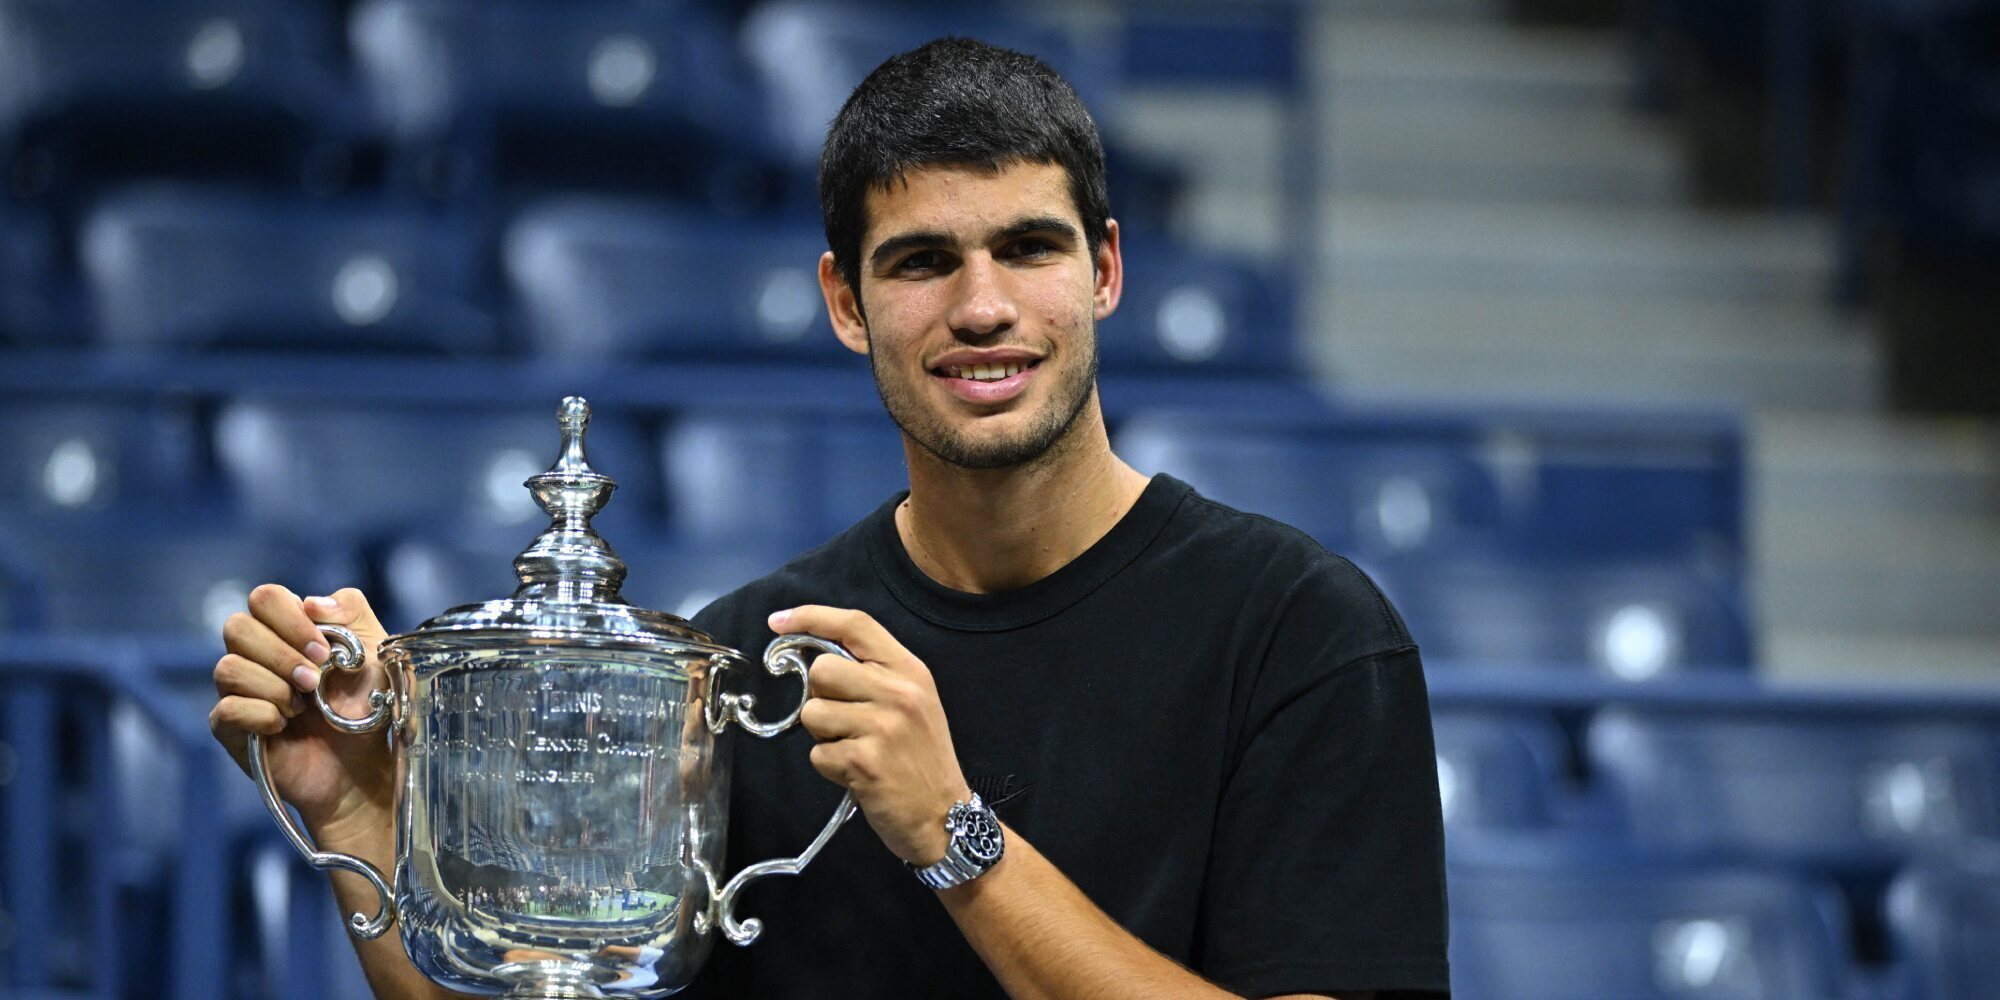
[683, 474, 1450, 999]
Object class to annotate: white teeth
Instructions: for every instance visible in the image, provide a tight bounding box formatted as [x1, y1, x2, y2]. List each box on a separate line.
[946, 362, 1028, 381]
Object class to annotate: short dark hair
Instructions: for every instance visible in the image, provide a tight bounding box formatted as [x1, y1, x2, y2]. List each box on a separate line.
[819, 37, 1111, 301]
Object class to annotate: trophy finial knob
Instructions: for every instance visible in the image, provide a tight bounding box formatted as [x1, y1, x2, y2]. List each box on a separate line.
[512, 395, 627, 598]
[560, 395, 589, 431]
[552, 396, 595, 480]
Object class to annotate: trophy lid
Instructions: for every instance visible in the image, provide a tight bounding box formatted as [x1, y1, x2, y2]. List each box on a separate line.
[383, 396, 724, 653]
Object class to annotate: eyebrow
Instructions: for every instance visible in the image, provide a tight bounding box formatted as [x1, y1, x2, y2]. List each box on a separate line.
[867, 216, 1081, 271]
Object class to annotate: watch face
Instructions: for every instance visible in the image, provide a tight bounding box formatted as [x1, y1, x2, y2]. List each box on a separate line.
[953, 805, 1004, 864]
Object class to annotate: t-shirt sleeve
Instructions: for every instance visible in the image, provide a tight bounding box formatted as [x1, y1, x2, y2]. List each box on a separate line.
[1197, 563, 1451, 998]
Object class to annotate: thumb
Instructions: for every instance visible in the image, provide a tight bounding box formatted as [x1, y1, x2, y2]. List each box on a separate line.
[303, 588, 388, 644]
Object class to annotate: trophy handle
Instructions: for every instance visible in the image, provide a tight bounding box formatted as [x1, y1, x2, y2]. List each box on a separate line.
[705, 633, 847, 738]
[245, 623, 398, 939]
[702, 634, 863, 945]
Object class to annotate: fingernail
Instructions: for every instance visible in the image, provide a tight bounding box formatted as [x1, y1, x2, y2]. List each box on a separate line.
[304, 641, 328, 664]
[288, 690, 304, 716]
[292, 664, 320, 692]
[307, 596, 339, 614]
[767, 609, 792, 630]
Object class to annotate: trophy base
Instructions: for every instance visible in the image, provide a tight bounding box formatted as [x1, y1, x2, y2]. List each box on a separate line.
[498, 968, 612, 1000]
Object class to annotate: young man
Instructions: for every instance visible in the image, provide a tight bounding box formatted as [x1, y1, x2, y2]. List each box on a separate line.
[208, 38, 1447, 999]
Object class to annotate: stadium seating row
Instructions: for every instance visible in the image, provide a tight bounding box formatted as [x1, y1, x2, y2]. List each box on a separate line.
[2, 184, 1296, 371]
[0, 0, 1305, 199]
[1434, 693, 2000, 872]
[0, 0, 1318, 367]
[0, 389, 1751, 673]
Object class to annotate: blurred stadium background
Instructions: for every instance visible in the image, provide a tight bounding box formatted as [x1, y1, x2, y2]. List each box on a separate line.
[2, 0, 1998, 997]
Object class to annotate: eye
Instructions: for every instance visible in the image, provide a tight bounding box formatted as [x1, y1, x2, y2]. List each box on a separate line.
[894, 250, 942, 275]
[1005, 238, 1055, 260]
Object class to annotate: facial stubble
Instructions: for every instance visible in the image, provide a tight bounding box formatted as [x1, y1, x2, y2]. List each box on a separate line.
[867, 323, 1101, 472]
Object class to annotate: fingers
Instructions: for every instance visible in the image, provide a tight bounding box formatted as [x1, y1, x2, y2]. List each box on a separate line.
[805, 654, 876, 702]
[303, 588, 387, 641]
[808, 739, 860, 787]
[798, 696, 871, 741]
[769, 606, 914, 671]
[246, 583, 330, 670]
[209, 693, 288, 745]
[223, 608, 323, 694]
[213, 653, 303, 719]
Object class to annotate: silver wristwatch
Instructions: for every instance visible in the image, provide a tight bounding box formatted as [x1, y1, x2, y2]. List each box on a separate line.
[908, 792, 1005, 890]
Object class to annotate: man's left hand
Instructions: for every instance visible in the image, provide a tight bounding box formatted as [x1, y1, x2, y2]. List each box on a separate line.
[769, 605, 973, 867]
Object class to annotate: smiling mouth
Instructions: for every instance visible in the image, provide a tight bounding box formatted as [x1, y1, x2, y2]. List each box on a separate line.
[931, 360, 1042, 382]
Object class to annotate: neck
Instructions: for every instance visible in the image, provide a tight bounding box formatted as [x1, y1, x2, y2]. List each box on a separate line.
[894, 397, 1151, 594]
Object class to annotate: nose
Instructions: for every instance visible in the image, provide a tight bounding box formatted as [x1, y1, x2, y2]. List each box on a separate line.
[944, 253, 1018, 339]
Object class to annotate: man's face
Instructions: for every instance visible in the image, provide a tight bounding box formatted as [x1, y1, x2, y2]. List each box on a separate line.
[819, 161, 1122, 470]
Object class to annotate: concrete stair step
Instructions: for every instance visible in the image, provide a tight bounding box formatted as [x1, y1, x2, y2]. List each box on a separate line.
[1321, 16, 1631, 99]
[1327, 86, 1682, 205]
[1753, 410, 2000, 519]
[1318, 6, 1673, 205]
[1757, 510, 2000, 634]
[1764, 631, 2000, 686]
[1311, 287, 1878, 408]
[1310, 334, 1878, 409]
[1326, 198, 1836, 298]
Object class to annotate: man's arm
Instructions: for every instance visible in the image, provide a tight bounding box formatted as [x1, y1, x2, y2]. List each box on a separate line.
[936, 820, 1364, 1000]
[771, 605, 1362, 1000]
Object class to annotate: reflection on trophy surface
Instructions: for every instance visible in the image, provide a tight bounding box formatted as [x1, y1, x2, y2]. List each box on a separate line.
[247, 396, 855, 999]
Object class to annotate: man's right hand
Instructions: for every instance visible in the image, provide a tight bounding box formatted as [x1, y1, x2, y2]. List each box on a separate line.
[208, 585, 396, 846]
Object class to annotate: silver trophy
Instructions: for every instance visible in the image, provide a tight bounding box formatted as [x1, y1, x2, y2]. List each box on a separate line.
[246, 396, 856, 998]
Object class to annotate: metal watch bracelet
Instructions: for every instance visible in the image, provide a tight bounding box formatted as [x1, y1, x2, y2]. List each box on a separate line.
[908, 792, 1004, 890]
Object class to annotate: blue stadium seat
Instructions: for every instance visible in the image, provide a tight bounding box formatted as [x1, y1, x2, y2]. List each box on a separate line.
[1449, 848, 1854, 1000]
[80, 185, 495, 354]
[211, 399, 657, 548]
[740, 1, 1112, 169]
[1116, 412, 1502, 558]
[1115, 407, 1743, 563]
[505, 197, 848, 363]
[349, 0, 774, 204]
[659, 409, 904, 550]
[1515, 420, 1743, 562]
[817, 416, 909, 537]
[1886, 841, 2000, 1000]
[1432, 709, 1573, 831]
[0, 0, 356, 206]
[1589, 705, 2000, 869]
[0, 396, 224, 634]
[662, 404, 906, 543]
[1118, 409, 1752, 674]
[1101, 245, 1294, 373]
[737, 0, 1184, 235]
[0, 396, 211, 533]
[15, 526, 359, 639]
[1384, 554, 1753, 676]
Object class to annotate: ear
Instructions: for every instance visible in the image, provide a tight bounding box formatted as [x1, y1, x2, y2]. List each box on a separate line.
[1092, 218, 1123, 322]
[819, 251, 870, 356]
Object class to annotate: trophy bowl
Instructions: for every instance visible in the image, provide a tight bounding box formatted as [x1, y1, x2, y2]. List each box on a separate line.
[246, 397, 854, 998]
